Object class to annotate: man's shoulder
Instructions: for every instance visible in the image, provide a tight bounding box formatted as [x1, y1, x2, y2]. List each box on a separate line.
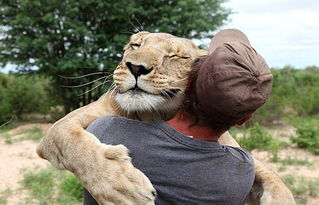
[87, 115, 117, 130]
[87, 115, 137, 130]
[86, 115, 129, 138]
[223, 146, 254, 164]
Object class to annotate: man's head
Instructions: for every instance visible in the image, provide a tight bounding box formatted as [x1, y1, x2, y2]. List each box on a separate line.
[185, 29, 272, 129]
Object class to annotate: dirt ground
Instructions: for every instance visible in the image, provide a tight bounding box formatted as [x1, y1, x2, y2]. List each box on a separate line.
[0, 123, 51, 204]
[0, 123, 318, 204]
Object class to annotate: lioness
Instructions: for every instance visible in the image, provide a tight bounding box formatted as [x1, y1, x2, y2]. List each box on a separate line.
[37, 31, 295, 205]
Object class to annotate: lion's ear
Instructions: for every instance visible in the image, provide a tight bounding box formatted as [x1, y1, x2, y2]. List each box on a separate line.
[197, 49, 208, 56]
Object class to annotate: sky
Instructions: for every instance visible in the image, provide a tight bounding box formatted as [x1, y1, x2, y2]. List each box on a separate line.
[2, 0, 319, 72]
[219, 0, 319, 68]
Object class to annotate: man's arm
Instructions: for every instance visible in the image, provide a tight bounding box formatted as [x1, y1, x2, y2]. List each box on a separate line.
[36, 93, 156, 205]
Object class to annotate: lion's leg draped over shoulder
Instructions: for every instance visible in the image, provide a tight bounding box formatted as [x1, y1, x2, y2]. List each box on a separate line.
[36, 31, 295, 205]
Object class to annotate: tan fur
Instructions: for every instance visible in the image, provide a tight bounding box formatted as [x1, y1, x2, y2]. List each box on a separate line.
[37, 32, 295, 205]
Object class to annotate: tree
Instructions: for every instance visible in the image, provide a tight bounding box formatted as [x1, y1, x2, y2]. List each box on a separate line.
[0, 73, 51, 123]
[0, 0, 231, 113]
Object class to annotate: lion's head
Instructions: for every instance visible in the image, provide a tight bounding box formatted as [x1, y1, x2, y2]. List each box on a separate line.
[112, 31, 207, 119]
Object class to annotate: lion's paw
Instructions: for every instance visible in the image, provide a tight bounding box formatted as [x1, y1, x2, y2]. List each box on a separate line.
[82, 144, 156, 205]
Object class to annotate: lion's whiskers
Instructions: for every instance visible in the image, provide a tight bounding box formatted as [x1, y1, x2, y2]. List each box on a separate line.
[165, 85, 186, 97]
[160, 90, 173, 100]
[78, 81, 109, 97]
[106, 82, 117, 94]
[58, 71, 111, 79]
[61, 76, 107, 88]
[132, 14, 144, 31]
[101, 74, 114, 89]
[128, 15, 144, 33]
[169, 77, 189, 84]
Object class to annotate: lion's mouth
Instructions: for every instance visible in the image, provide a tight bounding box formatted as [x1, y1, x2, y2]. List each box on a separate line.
[125, 87, 181, 98]
[127, 87, 151, 95]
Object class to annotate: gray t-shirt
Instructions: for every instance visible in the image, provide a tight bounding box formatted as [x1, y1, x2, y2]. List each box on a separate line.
[83, 116, 255, 205]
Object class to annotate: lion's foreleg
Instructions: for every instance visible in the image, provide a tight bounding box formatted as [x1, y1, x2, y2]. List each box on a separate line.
[218, 132, 295, 205]
[253, 159, 295, 205]
[36, 93, 116, 169]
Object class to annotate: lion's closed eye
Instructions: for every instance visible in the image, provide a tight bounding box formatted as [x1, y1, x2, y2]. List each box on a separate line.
[169, 54, 190, 59]
[130, 43, 140, 49]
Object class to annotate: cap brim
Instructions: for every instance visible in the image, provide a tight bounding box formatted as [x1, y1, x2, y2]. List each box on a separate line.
[208, 29, 251, 55]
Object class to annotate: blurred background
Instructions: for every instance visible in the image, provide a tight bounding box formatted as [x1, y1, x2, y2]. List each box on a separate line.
[0, 0, 318, 204]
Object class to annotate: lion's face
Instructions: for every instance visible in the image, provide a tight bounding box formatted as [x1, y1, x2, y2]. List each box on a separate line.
[113, 31, 206, 116]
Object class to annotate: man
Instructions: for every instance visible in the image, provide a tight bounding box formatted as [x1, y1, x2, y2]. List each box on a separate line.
[83, 29, 272, 205]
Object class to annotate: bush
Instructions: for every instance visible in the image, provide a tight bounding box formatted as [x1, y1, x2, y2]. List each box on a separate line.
[0, 74, 54, 124]
[20, 166, 83, 204]
[21, 167, 55, 204]
[236, 123, 280, 161]
[59, 174, 84, 201]
[282, 175, 319, 204]
[251, 66, 319, 126]
[291, 116, 319, 154]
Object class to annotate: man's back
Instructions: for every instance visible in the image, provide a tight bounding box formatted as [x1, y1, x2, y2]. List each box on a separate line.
[84, 116, 255, 205]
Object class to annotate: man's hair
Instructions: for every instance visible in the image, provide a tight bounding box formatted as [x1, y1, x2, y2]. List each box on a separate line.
[182, 56, 232, 131]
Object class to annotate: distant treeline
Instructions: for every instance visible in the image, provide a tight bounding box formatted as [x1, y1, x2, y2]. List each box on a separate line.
[1, 65, 319, 125]
[252, 65, 319, 125]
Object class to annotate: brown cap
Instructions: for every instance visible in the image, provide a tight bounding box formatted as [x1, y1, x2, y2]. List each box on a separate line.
[196, 29, 273, 125]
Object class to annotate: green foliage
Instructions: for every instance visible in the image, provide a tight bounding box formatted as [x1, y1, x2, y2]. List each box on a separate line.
[0, 73, 53, 123]
[0, 188, 12, 205]
[0, 125, 43, 144]
[291, 116, 319, 154]
[235, 123, 280, 161]
[0, 0, 231, 112]
[252, 66, 319, 126]
[20, 166, 83, 204]
[48, 106, 65, 122]
[277, 166, 287, 172]
[21, 167, 56, 204]
[0, 74, 13, 124]
[19, 126, 44, 141]
[282, 174, 296, 186]
[239, 123, 273, 151]
[282, 175, 319, 204]
[2, 133, 13, 144]
[59, 174, 84, 201]
[278, 157, 311, 166]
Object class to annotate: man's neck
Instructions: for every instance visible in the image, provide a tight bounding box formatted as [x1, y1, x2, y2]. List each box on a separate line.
[166, 110, 223, 142]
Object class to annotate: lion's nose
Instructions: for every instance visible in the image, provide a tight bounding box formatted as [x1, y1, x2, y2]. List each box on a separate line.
[126, 62, 153, 78]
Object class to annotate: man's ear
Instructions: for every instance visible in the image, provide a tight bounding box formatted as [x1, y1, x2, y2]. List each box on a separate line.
[236, 114, 254, 126]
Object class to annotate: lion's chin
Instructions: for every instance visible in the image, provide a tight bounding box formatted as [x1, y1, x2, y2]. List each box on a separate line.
[114, 90, 184, 115]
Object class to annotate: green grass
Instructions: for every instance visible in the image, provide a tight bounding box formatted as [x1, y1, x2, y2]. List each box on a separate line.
[1, 132, 13, 144]
[0, 188, 12, 205]
[0, 119, 20, 132]
[308, 179, 319, 197]
[20, 166, 83, 205]
[279, 157, 312, 166]
[21, 167, 55, 204]
[282, 174, 319, 204]
[59, 174, 84, 202]
[18, 126, 43, 141]
[277, 166, 287, 172]
[0, 125, 43, 144]
[290, 115, 319, 154]
[232, 123, 281, 161]
[282, 174, 296, 186]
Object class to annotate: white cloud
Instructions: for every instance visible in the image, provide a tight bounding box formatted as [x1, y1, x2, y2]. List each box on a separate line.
[218, 0, 319, 68]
